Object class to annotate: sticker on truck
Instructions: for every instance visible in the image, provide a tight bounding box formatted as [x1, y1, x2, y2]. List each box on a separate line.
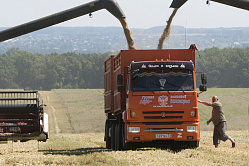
[139, 96, 154, 105]
[155, 134, 172, 138]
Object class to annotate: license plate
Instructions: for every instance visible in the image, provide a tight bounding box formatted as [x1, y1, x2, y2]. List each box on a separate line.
[155, 134, 172, 138]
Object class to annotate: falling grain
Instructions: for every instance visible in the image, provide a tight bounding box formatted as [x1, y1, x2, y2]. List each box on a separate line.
[157, 8, 178, 50]
[119, 17, 136, 50]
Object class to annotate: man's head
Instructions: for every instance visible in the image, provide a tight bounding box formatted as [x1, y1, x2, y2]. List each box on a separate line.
[212, 96, 218, 102]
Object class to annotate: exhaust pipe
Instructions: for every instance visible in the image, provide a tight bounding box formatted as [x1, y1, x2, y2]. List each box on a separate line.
[0, 0, 125, 42]
[170, 0, 249, 10]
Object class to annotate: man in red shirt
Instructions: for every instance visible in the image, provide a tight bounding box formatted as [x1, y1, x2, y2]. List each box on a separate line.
[198, 96, 235, 148]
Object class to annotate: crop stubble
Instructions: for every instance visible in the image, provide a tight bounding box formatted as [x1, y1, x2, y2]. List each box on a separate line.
[0, 131, 248, 165]
[0, 89, 248, 165]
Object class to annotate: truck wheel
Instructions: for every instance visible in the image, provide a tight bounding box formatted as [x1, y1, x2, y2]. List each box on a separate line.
[121, 124, 136, 150]
[122, 124, 127, 150]
[116, 123, 123, 151]
[111, 123, 116, 150]
[115, 124, 119, 151]
[105, 122, 111, 149]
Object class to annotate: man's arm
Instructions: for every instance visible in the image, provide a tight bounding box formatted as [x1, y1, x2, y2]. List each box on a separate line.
[207, 117, 212, 125]
[207, 109, 214, 125]
[198, 99, 212, 106]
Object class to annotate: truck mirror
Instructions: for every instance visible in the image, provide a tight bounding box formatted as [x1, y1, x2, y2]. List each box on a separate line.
[117, 86, 125, 92]
[117, 74, 123, 85]
[199, 85, 207, 92]
[201, 73, 207, 85]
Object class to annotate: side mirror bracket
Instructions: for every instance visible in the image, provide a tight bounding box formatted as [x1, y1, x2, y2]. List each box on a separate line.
[201, 73, 207, 85]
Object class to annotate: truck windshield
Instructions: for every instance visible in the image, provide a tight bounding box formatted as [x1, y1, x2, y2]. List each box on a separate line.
[131, 69, 194, 91]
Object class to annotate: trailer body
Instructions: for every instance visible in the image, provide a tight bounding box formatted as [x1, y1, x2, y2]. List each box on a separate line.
[104, 44, 206, 150]
[0, 91, 48, 142]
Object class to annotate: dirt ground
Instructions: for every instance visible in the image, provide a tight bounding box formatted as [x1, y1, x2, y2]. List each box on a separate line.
[0, 131, 248, 165]
[39, 91, 74, 134]
[0, 90, 248, 165]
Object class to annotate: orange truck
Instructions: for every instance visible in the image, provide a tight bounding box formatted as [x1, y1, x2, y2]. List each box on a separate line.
[104, 44, 207, 150]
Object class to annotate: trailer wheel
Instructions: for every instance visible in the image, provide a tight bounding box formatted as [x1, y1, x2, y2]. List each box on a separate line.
[111, 123, 116, 150]
[105, 122, 111, 149]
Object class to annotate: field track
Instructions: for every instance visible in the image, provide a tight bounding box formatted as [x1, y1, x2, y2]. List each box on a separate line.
[39, 91, 74, 134]
[0, 89, 248, 165]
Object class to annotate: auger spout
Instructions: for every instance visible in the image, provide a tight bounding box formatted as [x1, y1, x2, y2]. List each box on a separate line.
[0, 0, 125, 42]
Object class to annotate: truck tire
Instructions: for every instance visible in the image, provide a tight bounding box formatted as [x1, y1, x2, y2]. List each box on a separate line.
[116, 123, 123, 151]
[105, 122, 111, 149]
[111, 123, 116, 150]
[122, 124, 127, 150]
[121, 124, 136, 150]
[115, 124, 119, 151]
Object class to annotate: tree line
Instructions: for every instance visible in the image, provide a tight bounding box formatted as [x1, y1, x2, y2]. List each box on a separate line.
[0, 47, 248, 90]
[196, 47, 249, 88]
[0, 48, 110, 90]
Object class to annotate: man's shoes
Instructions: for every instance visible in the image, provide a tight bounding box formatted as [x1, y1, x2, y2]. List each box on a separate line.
[232, 139, 235, 148]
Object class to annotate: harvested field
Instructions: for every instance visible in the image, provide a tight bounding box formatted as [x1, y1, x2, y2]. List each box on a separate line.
[197, 88, 249, 131]
[52, 88, 248, 132]
[0, 88, 248, 165]
[0, 131, 248, 165]
[53, 89, 105, 133]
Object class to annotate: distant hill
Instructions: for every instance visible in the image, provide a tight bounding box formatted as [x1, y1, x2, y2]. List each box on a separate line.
[0, 26, 249, 54]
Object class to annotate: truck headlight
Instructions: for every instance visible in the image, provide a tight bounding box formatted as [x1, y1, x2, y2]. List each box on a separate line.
[128, 127, 140, 133]
[187, 126, 198, 132]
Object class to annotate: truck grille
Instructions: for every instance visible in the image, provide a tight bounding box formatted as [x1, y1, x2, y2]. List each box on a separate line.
[144, 116, 182, 119]
[143, 122, 183, 125]
[142, 111, 184, 120]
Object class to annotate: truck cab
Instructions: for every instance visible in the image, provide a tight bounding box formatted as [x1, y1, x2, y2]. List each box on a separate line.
[124, 60, 199, 147]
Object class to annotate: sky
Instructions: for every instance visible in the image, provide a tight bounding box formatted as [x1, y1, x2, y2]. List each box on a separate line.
[0, 0, 249, 29]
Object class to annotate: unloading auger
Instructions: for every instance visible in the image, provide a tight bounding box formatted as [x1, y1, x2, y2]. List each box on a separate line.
[0, 0, 125, 42]
[170, 0, 249, 10]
